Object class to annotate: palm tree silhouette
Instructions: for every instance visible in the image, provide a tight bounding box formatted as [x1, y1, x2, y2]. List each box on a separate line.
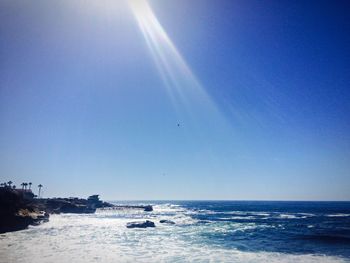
[24, 183, 28, 191]
[38, 184, 43, 198]
[7, 181, 13, 187]
[29, 182, 32, 190]
[21, 183, 25, 190]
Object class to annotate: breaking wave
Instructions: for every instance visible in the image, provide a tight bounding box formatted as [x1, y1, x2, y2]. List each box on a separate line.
[0, 201, 349, 263]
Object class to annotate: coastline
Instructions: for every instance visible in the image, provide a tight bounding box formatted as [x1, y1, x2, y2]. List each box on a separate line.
[1, 201, 349, 263]
[0, 187, 153, 234]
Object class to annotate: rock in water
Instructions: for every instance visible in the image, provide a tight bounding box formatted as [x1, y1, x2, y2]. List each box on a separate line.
[126, 220, 155, 228]
[159, 219, 175, 225]
[143, 205, 153, 212]
[45, 198, 96, 214]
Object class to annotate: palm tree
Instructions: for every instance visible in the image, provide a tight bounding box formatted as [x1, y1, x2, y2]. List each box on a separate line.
[24, 183, 28, 191]
[29, 182, 32, 190]
[7, 181, 13, 187]
[13, 185, 16, 189]
[21, 183, 25, 190]
[38, 184, 43, 198]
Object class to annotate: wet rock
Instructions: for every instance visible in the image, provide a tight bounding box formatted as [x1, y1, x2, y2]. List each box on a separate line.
[32, 211, 50, 225]
[143, 205, 153, 212]
[0, 188, 110, 233]
[44, 198, 96, 214]
[126, 220, 156, 228]
[59, 203, 96, 214]
[0, 188, 50, 233]
[107, 205, 153, 212]
[159, 220, 175, 225]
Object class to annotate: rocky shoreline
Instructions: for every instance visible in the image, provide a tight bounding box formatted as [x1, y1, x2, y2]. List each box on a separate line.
[0, 188, 49, 233]
[0, 188, 153, 233]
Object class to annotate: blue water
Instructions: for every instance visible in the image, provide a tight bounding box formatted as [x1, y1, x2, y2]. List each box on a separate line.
[120, 200, 350, 259]
[1, 200, 350, 262]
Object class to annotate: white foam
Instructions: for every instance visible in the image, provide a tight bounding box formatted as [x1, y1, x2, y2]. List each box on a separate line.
[223, 216, 257, 220]
[0, 207, 347, 263]
[326, 214, 350, 217]
[279, 214, 299, 219]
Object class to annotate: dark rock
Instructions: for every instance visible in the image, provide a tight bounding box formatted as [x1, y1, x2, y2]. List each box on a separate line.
[0, 188, 116, 233]
[60, 203, 95, 214]
[0, 188, 50, 233]
[143, 205, 153, 212]
[32, 211, 50, 225]
[159, 219, 175, 224]
[198, 220, 211, 224]
[126, 220, 156, 228]
[100, 201, 114, 208]
[105, 205, 154, 212]
[44, 198, 96, 214]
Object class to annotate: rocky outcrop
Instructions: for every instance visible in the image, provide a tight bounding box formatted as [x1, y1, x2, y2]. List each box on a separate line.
[0, 189, 103, 233]
[126, 220, 156, 228]
[107, 205, 153, 212]
[159, 219, 175, 224]
[143, 205, 153, 212]
[42, 198, 96, 214]
[0, 188, 49, 233]
[1, 187, 154, 233]
[35, 195, 118, 214]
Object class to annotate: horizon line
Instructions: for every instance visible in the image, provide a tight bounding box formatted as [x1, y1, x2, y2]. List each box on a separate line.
[104, 199, 350, 202]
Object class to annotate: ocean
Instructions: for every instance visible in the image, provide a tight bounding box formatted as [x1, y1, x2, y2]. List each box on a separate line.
[1, 201, 349, 262]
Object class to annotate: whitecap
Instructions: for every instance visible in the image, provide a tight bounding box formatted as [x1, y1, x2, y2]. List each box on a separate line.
[326, 214, 350, 217]
[0, 207, 347, 263]
[278, 214, 299, 219]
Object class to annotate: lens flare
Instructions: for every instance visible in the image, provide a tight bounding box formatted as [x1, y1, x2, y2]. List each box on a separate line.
[129, 0, 222, 122]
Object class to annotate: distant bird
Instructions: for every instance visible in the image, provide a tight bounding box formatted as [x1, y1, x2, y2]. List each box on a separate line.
[177, 123, 180, 127]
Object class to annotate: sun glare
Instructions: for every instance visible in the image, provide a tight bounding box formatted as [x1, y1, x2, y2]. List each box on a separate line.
[129, 0, 221, 119]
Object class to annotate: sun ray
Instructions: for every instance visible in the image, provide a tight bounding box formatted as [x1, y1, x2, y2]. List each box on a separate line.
[128, 0, 222, 122]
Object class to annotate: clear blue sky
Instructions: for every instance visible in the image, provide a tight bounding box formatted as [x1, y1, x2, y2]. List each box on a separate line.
[1, 0, 349, 200]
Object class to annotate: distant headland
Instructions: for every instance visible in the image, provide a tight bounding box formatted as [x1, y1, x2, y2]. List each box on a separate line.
[0, 181, 153, 233]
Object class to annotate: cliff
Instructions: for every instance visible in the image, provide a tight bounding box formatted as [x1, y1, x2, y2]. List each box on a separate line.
[0, 189, 153, 233]
[0, 188, 49, 233]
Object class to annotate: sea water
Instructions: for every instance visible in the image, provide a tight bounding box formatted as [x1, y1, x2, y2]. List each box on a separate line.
[1, 201, 349, 262]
